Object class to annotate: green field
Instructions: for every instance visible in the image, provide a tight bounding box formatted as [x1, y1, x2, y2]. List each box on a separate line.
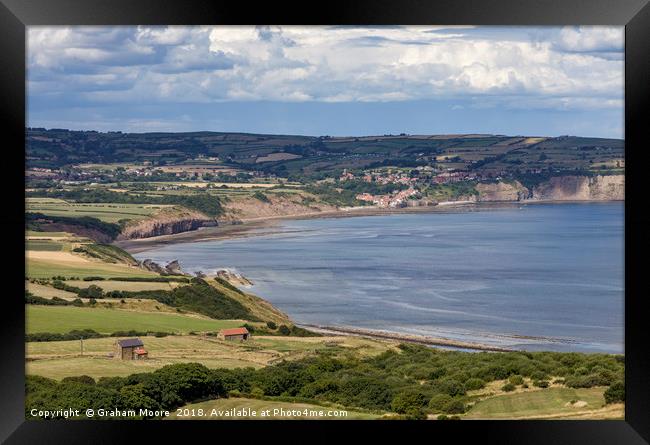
[166, 397, 382, 420]
[26, 240, 64, 251]
[465, 387, 609, 419]
[26, 199, 165, 223]
[26, 305, 244, 334]
[26, 282, 79, 300]
[26, 256, 157, 279]
[65, 280, 180, 292]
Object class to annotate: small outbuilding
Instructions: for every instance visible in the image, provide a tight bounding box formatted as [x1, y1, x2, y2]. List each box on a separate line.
[217, 327, 250, 341]
[114, 338, 148, 360]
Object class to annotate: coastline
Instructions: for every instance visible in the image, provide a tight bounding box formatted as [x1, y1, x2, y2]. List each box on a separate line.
[114, 199, 622, 254]
[301, 325, 516, 352]
[114, 200, 623, 354]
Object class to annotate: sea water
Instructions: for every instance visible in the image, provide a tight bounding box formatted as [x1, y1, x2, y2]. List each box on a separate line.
[135, 203, 624, 353]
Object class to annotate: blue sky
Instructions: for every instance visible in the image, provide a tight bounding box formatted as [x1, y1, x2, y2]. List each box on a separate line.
[27, 26, 624, 139]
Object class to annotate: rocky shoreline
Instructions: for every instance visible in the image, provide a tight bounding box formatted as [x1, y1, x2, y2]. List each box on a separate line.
[301, 325, 516, 352]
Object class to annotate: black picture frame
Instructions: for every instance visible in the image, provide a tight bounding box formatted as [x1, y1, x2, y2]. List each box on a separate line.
[2, 0, 648, 443]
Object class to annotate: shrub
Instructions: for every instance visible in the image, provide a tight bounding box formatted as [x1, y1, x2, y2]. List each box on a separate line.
[266, 321, 277, 330]
[62, 375, 96, 385]
[533, 380, 549, 388]
[509, 375, 524, 385]
[464, 378, 485, 391]
[501, 383, 516, 392]
[402, 408, 427, 420]
[428, 394, 453, 411]
[442, 399, 466, 414]
[278, 325, 291, 335]
[604, 381, 625, 404]
[436, 378, 465, 397]
[391, 391, 429, 414]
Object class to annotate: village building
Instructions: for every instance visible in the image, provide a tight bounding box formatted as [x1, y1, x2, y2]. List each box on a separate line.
[114, 338, 148, 360]
[217, 327, 250, 341]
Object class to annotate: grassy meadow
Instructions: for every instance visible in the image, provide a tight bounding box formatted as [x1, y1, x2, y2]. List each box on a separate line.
[26, 198, 165, 223]
[464, 387, 619, 419]
[26, 250, 156, 279]
[166, 397, 382, 420]
[26, 305, 244, 334]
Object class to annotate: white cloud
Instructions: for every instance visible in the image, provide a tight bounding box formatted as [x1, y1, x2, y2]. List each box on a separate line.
[27, 25, 623, 111]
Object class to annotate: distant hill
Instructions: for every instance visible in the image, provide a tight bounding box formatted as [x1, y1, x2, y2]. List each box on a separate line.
[26, 128, 624, 180]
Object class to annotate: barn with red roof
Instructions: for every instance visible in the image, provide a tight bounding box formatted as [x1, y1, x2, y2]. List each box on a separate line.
[217, 327, 250, 341]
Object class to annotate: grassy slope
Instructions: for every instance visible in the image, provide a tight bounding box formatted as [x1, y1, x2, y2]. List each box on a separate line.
[166, 397, 382, 420]
[65, 280, 180, 292]
[25, 200, 161, 223]
[26, 282, 79, 300]
[464, 387, 611, 419]
[26, 305, 243, 334]
[210, 281, 292, 326]
[26, 250, 157, 279]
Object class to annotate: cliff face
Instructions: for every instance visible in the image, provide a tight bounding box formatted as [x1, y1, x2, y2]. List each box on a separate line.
[222, 194, 337, 221]
[531, 175, 624, 201]
[474, 175, 624, 202]
[476, 180, 529, 202]
[117, 208, 216, 240]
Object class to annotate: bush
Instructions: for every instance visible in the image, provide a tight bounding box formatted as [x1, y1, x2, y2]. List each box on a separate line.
[428, 393, 453, 411]
[464, 378, 486, 391]
[402, 408, 427, 420]
[509, 375, 524, 385]
[266, 321, 277, 330]
[78, 285, 104, 299]
[604, 381, 625, 404]
[278, 325, 291, 335]
[436, 378, 465, 397]
[533, 380, 549, 388]
[442, 399, 466, 414]
[62, 375, 96, 385]
[391, 391, 429, 414]
[501, 383, 516, 392]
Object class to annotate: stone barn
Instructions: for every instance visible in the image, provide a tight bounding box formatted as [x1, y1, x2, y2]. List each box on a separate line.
[217, 327, 250, 341]
[114, 338, 148, 360]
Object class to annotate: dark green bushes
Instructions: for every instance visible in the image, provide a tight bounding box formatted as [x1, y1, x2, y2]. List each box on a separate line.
[26, 329, 172, 342]
[104, 282, 259, 321]
[25, 344, 625, 419]
[26, 363, 227, 419]
[604, 381, 625, 404]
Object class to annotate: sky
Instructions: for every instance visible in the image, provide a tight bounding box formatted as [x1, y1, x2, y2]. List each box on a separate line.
[27, 26, 624, 139]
